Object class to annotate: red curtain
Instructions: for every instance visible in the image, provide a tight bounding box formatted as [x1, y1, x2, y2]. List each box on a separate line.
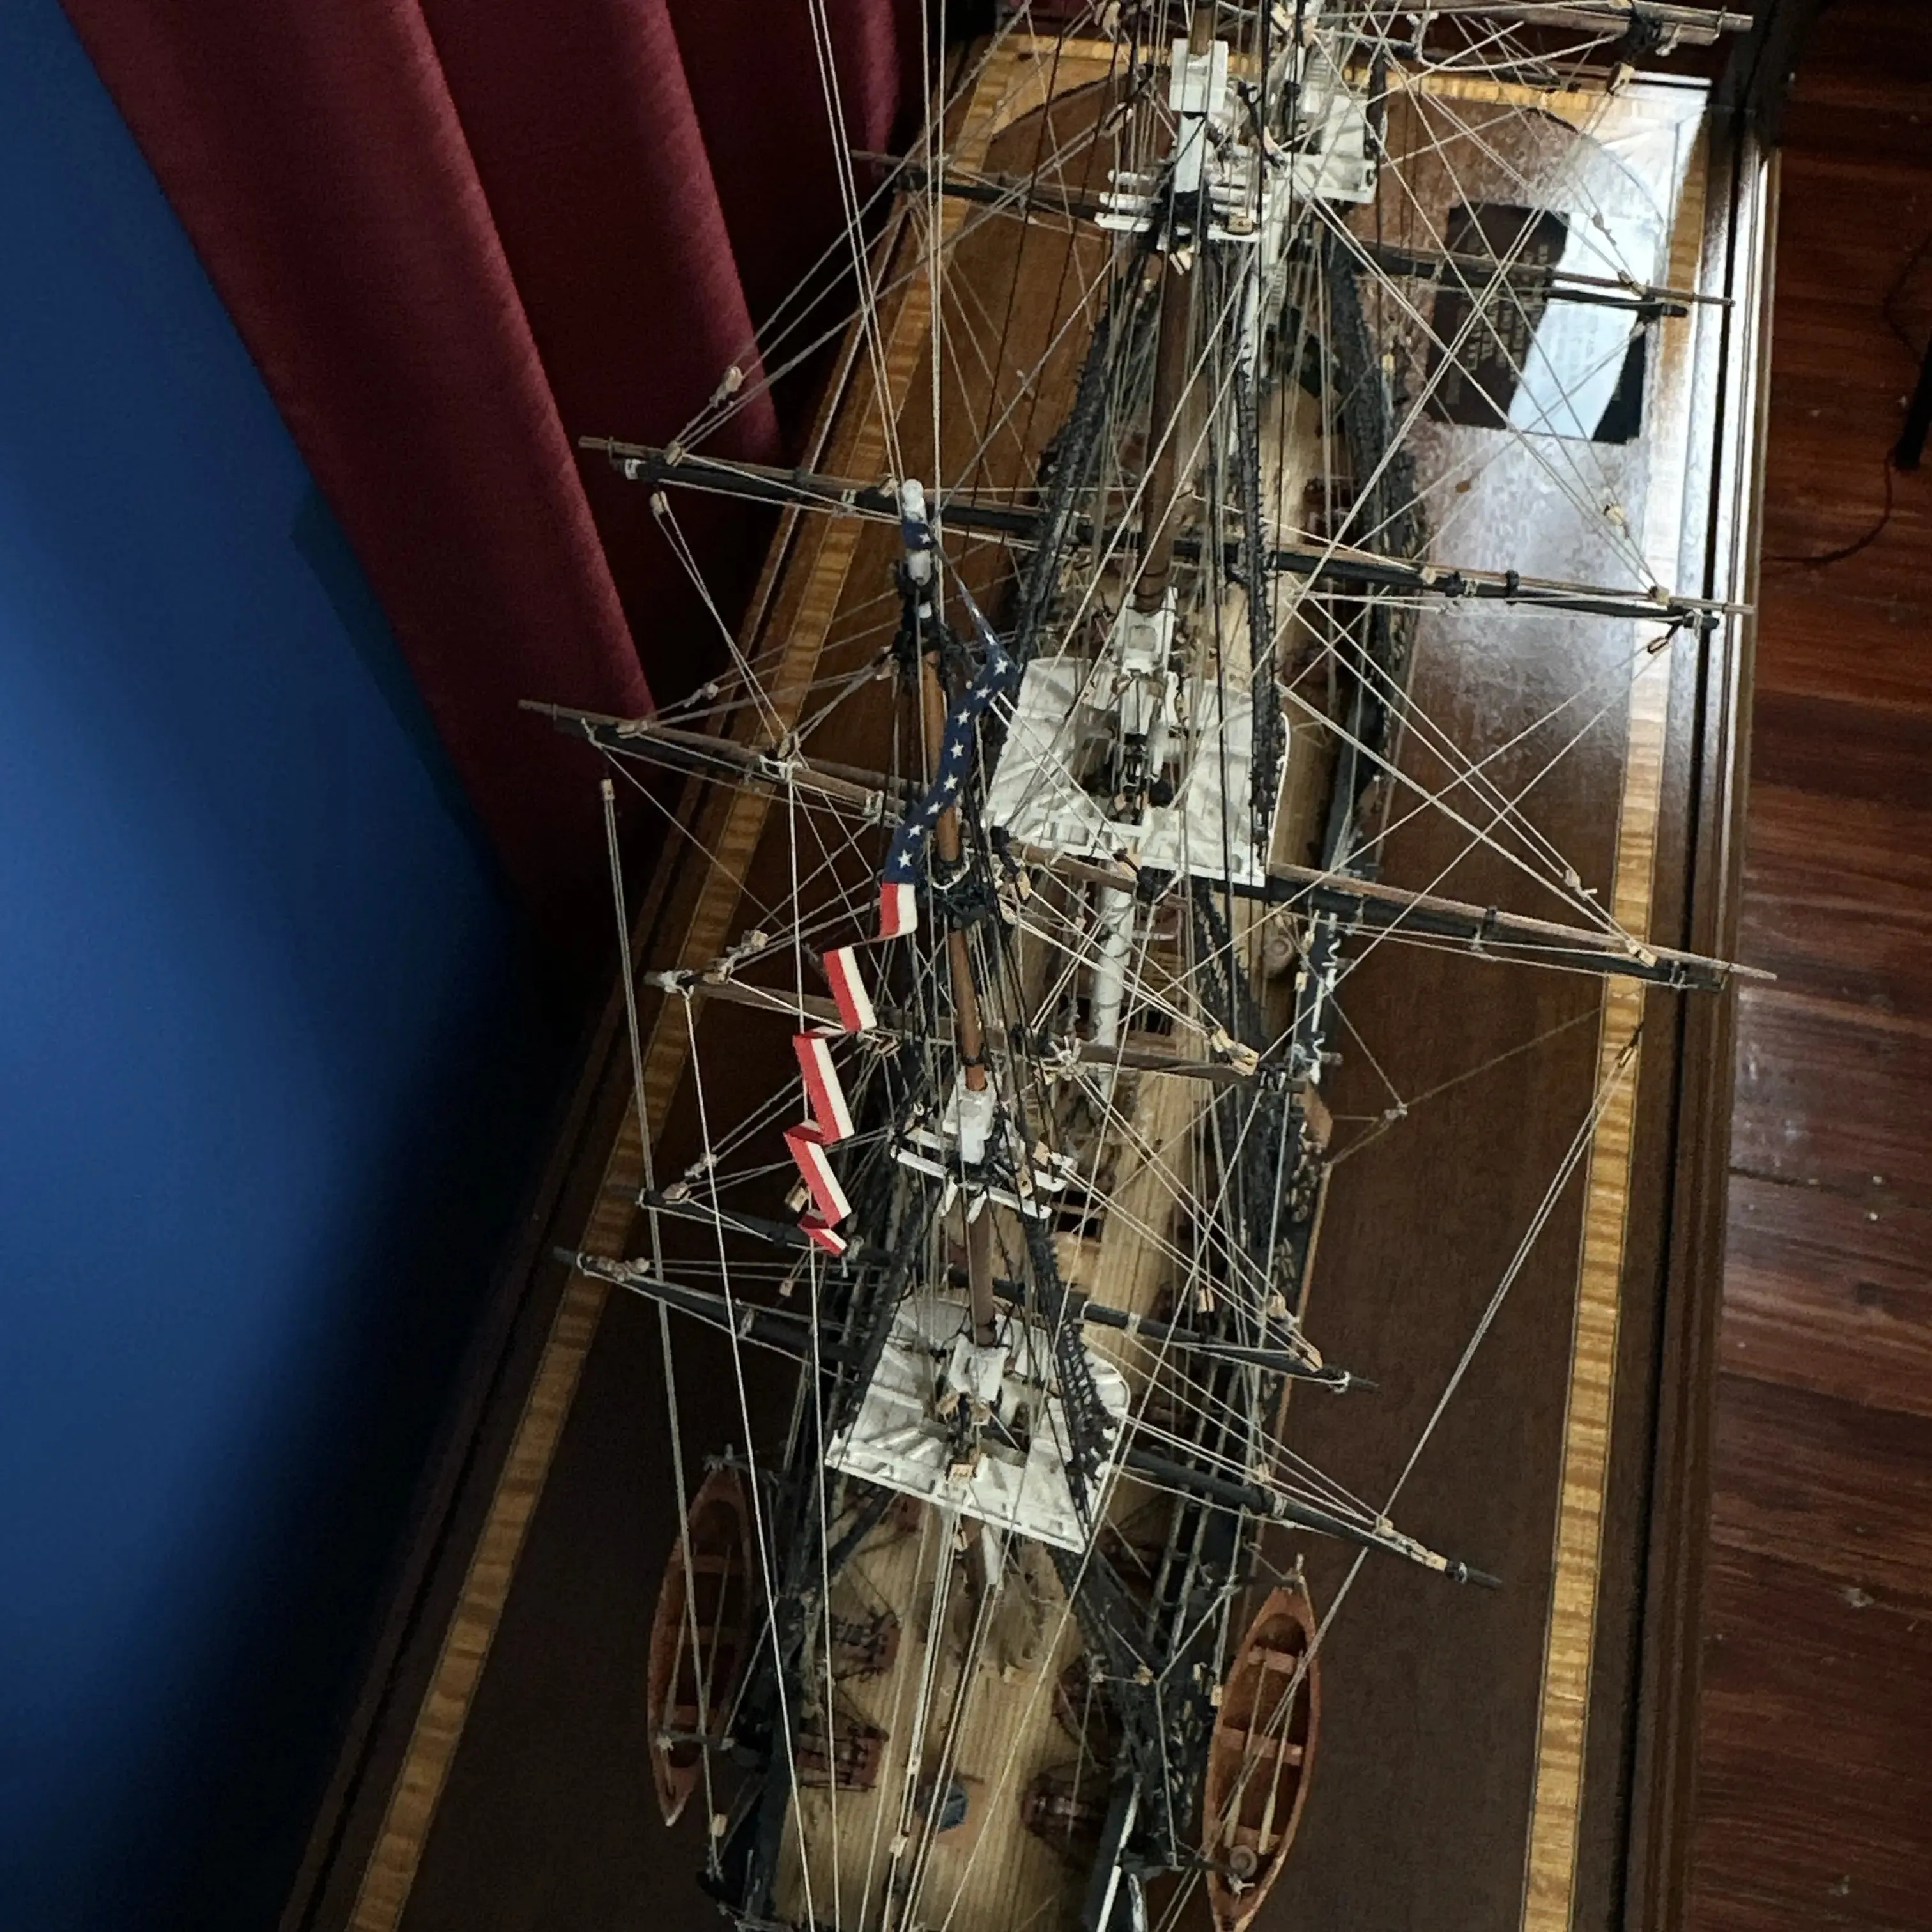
[61, 0, 917, 976]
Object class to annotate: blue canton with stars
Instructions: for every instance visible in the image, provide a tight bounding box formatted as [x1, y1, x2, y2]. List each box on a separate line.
[880, 581, 1017, 898]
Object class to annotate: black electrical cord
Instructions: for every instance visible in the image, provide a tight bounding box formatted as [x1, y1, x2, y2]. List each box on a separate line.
[1765, 452, 1896, 569]
[1765, 229, 1930, 568]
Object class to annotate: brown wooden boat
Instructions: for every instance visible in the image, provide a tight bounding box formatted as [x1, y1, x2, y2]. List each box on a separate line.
[1200, 1584, 1321, 1932]
[647, 1467, 756, 1827]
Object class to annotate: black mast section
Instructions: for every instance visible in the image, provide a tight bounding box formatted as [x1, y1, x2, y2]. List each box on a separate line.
[581, 439, 1731, 631]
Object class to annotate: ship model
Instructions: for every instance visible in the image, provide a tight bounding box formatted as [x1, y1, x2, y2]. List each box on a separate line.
[530, 6, 1752, 1931]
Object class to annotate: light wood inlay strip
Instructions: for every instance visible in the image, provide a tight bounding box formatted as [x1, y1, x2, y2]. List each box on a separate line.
[1519, 100, 1713, 1932]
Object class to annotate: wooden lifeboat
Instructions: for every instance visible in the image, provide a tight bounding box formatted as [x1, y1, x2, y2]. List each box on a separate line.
[646, 1468, 756, 1827]
[1200, 1584, 1320, 1932]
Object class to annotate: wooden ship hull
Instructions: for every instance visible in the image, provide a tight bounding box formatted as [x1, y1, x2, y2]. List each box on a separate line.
[537, 15, 1756, 1932]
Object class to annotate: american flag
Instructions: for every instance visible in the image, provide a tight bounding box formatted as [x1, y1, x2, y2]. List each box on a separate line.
[875, 579, 1015, 940]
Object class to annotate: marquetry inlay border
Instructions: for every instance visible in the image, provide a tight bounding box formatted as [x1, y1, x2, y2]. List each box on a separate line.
[1518, 86, 1716, 1932]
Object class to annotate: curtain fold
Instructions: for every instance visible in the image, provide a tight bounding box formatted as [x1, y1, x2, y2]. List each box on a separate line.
[60, 0, 916, 970]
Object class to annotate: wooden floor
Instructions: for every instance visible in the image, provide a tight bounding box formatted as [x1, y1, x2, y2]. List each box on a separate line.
[1687, 8, 1932, 1929]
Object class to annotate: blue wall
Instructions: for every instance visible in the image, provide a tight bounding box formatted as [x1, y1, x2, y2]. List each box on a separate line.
[0, 8, 569, 1926]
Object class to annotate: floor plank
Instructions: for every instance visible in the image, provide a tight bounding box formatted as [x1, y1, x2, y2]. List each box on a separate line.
[1722, 1172, 1932, 1422]
[1730, 983, 1932, 1202]
[1690, 1543, 1932, 1932]
[1751, 585, 1932, 715]
[1745, 694, 1932, 814]
[1690, 8, 1932, 1926]
[1738, 785, 1932, 1021]
[1708, 1373, 1932, 1609]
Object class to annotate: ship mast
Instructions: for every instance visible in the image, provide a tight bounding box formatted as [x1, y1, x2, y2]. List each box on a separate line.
[1132, 11, 1216, 617]
[900, 481, 999, 1347]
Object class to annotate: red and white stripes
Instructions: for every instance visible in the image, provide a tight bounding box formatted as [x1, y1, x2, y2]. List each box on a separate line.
[780, 949, 878, 1253]
[877, 879, 919, 940]
[783, 1121, 851, 1254]
[793, 1031, 855, 1143]
[824, 945, 877, 1033]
